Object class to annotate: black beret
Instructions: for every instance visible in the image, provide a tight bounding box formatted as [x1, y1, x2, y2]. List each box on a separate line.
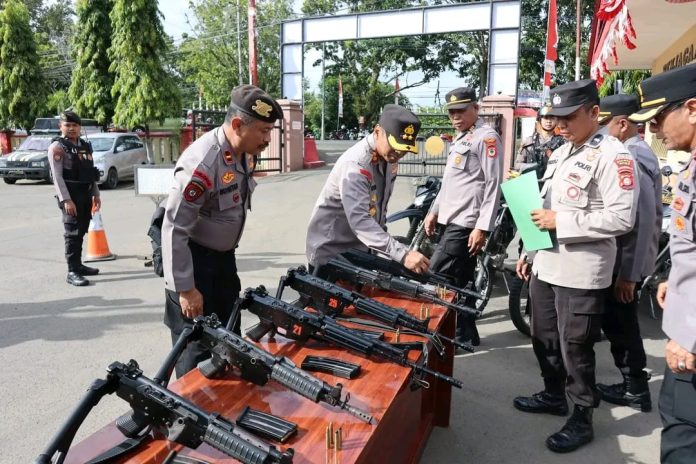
[229, 85, 283, 123]
[547, 79, 600, 117]
[630, 62, 696, 123]
[60, 111, 81, 125]
[598, 94, 640, 124]
[444, 87, 477, 110]
[378, 104, 421, 154]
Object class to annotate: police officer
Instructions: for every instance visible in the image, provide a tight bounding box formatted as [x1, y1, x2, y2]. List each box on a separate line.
[595, 94, 662, 412]
[47, 111, 101, 287]
[306, 105, 430, 273]
[162, 85, 282, 377]
[423, 87, 504, 346]
[514, 80, 638, 453]
[515, 104, 566, 177]
[632, 62, 696, 463]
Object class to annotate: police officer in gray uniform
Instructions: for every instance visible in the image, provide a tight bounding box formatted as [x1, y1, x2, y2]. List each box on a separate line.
[306, 104, 430, 273]
[631, 62, 696, 464]
[47, 111, 102, 287]
[595, 94, 662, 412]
[162, 85, 282, 377]
[423, 87, 504, 346]
[514, 80, 638, 453]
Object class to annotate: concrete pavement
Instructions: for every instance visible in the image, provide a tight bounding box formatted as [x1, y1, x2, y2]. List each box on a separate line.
[0, 142, 664, 463]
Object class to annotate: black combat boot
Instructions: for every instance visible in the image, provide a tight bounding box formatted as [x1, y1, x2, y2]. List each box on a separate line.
[546, 405, 594, 453]
[67, 272, 89, 286]
[513, 390, 569, 416]
[597, 371, 651, 412]
[456, 315, 480, 346]
[78, 264, 100, 276]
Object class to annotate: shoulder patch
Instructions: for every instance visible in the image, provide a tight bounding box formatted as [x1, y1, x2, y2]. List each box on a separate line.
[53, 152, 63, 162]
[614, 157, 635, 190]
[484, 137, 498, 158]
[183, 179, 206, 202]
[192, 169, 213, 188]
[587, 133, 604, 148]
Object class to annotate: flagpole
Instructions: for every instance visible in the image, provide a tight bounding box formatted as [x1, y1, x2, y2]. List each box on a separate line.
[542, 0, 558, 103]
[575, 0, 582, 80]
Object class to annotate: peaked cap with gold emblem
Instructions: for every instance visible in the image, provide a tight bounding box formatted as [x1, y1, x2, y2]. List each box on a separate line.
[630, 62, 696, 123]
[378, 104, 421, 154]
[229, 84, 283, 123]
[444, 87, 477, 110]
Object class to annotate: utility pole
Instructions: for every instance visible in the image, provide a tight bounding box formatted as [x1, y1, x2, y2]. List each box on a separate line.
[575, 0, 582, 80]
[237, 0, 243, 86]
[248, 0, 258, 86]
[321, 42, 326, 141]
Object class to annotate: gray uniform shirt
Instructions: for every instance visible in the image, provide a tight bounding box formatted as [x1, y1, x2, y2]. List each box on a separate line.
[430, 119, 504, 231]
[162, 128, 256, 292]
[664, 156, 696, 352]
[532, 131, 638, 289]
[47, 139, 100, 202]
[614, 136, 662, 282]
[306, 134, 407, 266]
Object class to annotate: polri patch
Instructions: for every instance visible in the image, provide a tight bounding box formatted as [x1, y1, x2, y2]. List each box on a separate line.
[53, 153, 62, 161]
[222, 171, 235, 184]
[183, 180, 206, 202]
[615, 158, 635, 190]
[484, 137, 497, 158]
[193, 169, 213, 188]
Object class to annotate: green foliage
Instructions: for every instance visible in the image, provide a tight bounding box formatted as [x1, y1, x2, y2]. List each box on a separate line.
[176, 0, 294, 107]
[518, 0, 595, 90]
[69, 0, 113, 125]
[46, 88, 70, 115]
[109, 0, 181, 128]
[598, 70, 651, 97]
[0, 0, 46, 130]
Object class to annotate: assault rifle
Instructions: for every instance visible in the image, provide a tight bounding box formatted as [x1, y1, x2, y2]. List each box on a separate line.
[322, 258, 481, 318]
[341, 249, 485, 301]
[195, 314, 373, 423]
[278, 266, 472, 353]
[239, 286, 464, 389]
[36, 360, 294, 464]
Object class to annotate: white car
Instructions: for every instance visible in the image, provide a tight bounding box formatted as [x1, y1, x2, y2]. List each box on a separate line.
[88, 133, 149, 189]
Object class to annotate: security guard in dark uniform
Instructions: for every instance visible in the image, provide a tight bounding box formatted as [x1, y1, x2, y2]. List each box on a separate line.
[424, 87, 504, 346]
[47, 111, 101, 287]
[631, 62, 696, 464]
[162, 85, 282, 377]
[514, 80, 638, 453]
[596, 94, 662, 413]
[515, 104, 566, 178]
[306, 105, 429, 273]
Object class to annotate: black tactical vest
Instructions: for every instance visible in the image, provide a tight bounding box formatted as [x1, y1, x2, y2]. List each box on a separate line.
[54, 136, 98, 183]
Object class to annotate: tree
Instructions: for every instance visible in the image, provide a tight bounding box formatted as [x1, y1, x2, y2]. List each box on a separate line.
[176, 0, 294, 107]
[68, 0, 113, 125]
[0, 0, 46, 130]
[598, 70, 651, 97]
[109, 0, 180, 128]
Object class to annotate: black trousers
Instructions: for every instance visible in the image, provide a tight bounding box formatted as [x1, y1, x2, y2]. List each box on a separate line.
[659, 368, 696, 463]
[529, 274, 604, 407]
[164, 241, 241, 378]
[429, 224, 477, 332]
[601, 277, 647, 375]
[59, 184, 93, 272]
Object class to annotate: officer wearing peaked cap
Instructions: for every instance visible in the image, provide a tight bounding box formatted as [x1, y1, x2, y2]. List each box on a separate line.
[514, 79, 638, 453]
[47, 111, 102, 287]
[162, 84, 282, 377]
[424, 87, 504, 347]
[595, 93, 662, 413]
[634, 62, 696, 464]
[306, 104, 430, 273]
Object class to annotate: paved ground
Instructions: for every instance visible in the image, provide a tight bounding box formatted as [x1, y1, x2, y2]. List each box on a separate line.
[0, 141, 665, 463]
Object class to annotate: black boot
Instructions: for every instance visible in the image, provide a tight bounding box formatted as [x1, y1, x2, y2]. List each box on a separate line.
[67, 272, 89, 286]
[546, 405, 594, 453]
[456, 315, 480, 346]
[513, 390, 569, 416]
[78, 264, 100, 276]
[597, 372, 651, 412]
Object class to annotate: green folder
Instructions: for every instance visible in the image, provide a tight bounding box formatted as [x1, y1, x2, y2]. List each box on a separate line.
[500, 172, 553, 251]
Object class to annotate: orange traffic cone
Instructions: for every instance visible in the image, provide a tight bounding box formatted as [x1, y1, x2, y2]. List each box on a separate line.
[84, 210, 116, 262]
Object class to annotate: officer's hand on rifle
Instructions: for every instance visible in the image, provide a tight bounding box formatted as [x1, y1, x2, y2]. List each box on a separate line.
[403, 251, 430, 274]
[424, 213, 438, 237]
[180, 287, 204, 320]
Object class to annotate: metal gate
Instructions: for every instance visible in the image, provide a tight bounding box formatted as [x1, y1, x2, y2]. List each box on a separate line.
[397, 112, 503, 178]
[189, 109, 284, 173]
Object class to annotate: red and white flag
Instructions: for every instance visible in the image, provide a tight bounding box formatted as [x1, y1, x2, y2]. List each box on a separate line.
[542, 0, 558, 102]
[338, 77, 344, 118]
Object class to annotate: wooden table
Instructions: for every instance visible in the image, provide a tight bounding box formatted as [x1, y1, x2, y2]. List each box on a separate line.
[65, 289, 456, 464]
